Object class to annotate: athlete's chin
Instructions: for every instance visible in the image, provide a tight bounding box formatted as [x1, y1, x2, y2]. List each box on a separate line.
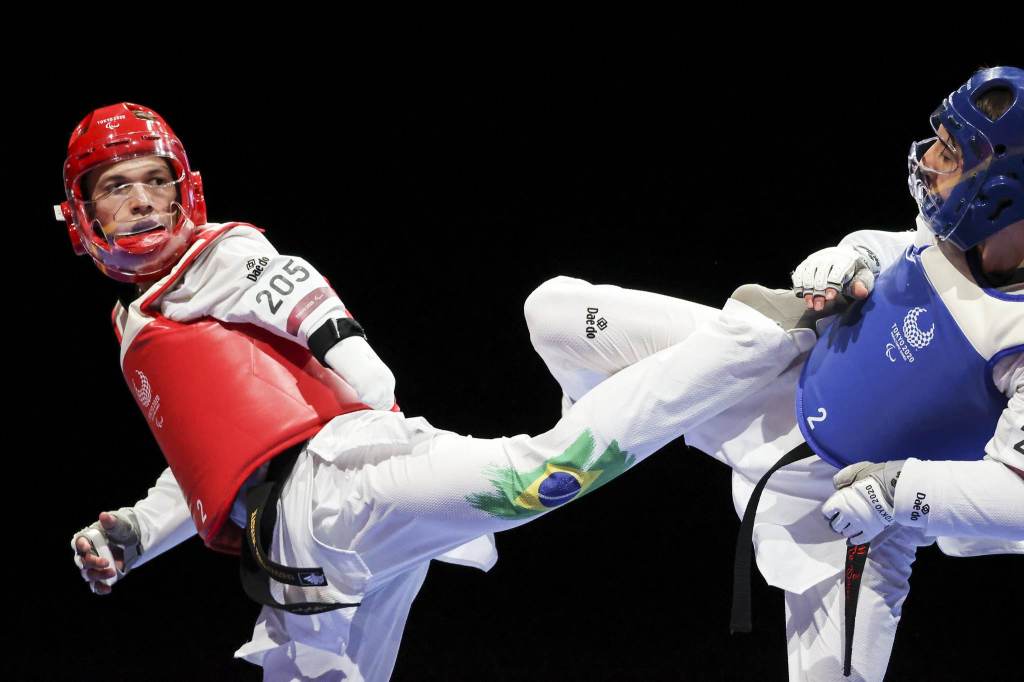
[978, 222, 1024, 275]
[980, 251, 1023, 277]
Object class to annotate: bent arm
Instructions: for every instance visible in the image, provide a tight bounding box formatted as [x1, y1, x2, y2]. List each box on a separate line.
[161, 227, 395, 410]
[893, 356, 1024, 541]
[837, 228, 919, 273]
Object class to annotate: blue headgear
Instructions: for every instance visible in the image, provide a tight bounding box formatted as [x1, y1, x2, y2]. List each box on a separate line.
[908, 66, 1024, 250]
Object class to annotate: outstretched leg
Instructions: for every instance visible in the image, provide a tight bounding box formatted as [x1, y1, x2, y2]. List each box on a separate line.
[255, 275, 823, 681]
[524, 275, 728, 403]
[311, 293, 806, 578]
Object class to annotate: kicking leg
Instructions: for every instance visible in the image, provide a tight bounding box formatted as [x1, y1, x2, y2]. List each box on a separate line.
[318, 300, 807, 577]
[523, 276, 816, 408]
[524, 275, 725, 403]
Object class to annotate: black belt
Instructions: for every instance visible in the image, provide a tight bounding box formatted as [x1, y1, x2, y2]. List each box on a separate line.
[239, 444, 362, 615]
[730, 442, 868, 678]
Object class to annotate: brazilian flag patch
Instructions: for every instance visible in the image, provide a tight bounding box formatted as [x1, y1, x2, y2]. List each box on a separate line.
[466, 429, 635, 520]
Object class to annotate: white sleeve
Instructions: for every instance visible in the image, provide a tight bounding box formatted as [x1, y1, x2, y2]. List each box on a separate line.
[161, 227, 395, 409]
[890, 355, 1024, 542]
[986, 353, 1024, 472]
[837, 228, 919, 273]
[161, 227, 349, 348]
[893, 459, 1024, 541]
[131, 467, 198, 570]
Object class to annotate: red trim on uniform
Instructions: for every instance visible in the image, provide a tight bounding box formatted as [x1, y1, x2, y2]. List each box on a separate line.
[286, 287, 339, 336]
[110, 303, 124, 344]
[140, 223, 262, 314]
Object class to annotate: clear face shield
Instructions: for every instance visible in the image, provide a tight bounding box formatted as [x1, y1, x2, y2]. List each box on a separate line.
[70, 154, 196, 279]
[907, 114, 964, 214]
[79, 158, 185, 251]
[908, 103, 994, 242]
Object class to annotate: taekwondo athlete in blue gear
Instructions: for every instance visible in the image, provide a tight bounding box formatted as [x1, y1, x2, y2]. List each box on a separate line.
[821, 65, 1024, 545]
[524, 66, 1024, 682]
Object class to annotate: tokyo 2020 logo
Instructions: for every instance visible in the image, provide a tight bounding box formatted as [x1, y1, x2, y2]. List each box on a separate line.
[902, 307, 935, 350]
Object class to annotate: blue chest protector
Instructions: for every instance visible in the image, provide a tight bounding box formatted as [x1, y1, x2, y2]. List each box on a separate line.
[796, 245, 1022, 468]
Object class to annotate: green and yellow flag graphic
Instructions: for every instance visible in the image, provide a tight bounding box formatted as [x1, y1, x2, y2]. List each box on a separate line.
[466, 429, 635, 520]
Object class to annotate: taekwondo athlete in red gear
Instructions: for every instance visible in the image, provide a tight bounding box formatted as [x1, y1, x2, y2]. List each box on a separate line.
[63, 103, 816, 680]
[524, 66, 1023, 682]
[61, 103, 395, 558]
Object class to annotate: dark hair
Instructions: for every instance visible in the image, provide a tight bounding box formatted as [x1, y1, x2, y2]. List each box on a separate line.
[970, 66, 1016, 121]
[975, 87, 1014, 121]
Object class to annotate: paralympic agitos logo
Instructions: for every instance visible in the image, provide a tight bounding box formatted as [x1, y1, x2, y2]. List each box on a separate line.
[130, 370, 164, 429]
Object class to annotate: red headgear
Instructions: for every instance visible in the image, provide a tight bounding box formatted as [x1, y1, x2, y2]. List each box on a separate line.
[58, 103, 207, 283]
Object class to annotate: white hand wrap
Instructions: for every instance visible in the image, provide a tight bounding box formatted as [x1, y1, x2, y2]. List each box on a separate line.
[71, 508, 143, 592]
[791, 245, 881, 298]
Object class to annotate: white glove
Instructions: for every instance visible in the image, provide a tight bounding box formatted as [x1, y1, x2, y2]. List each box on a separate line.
[71, 509, 143, 595]
[821, 460, 905, 543]
[791, 245, 881, 310]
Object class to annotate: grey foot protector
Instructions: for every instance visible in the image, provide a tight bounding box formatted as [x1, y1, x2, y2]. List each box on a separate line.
[729, 284, 847, 333]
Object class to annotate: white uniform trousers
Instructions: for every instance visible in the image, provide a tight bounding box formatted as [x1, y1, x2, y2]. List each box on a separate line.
[523, 276, 934, 682]
[237, 277, 803, 681]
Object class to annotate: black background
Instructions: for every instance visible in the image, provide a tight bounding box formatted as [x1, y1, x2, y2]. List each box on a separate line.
[20, 41, 1020, 681]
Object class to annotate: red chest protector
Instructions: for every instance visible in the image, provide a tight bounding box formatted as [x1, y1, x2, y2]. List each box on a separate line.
[114, 223, 371, 555]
